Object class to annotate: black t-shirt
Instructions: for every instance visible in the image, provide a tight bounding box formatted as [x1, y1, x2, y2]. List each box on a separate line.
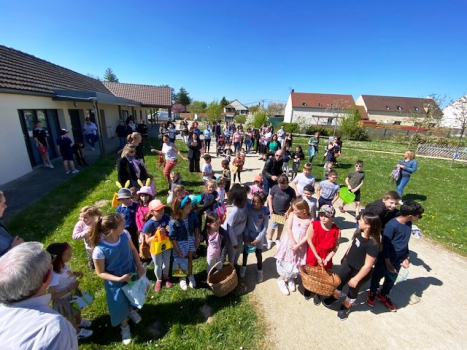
[345, 233, 379, 270]
[32, 128, 47, 145]
[270, 185, 296, 215]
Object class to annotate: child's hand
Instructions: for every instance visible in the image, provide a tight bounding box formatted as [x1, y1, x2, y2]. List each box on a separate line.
[316, 256, 324, 266]
[348, 277, 359, 288]
[292, 244, 299, 252]
[69, 280, 80, 291]
[119, 273, 133, 282]
[401, 258, 410, 268]
[137, 265, 145, 278]
[385, 261, 397, 273]
[251, 239, 259, 246]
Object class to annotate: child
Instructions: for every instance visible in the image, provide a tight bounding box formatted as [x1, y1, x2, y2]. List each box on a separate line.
[116, 188, 139, 250]
[291, 145, 305, 179]
[200, 179, 219, 215]
[202, 154, 214, 183]
[167, 172, 182, 203]
[72, 140, 89, 167]
[323, 212, 382, 320]
[169, 196, 200, 290]
[291, 163, 315, 197]
[358, 190, 401, 230]
[46, 243, 93, 339]
[249, 174, 265, 198]
[129, 187, 139, 202]
[146, 173, 157, 197]
[232, 151, 244, 183]
[222, 183, 249, 266]
[303, 205, 341, 304]
[282, 144, 292, 177]
[317, 170, 340, 208]
[169, 184, 187, 206]
[274, 199, 311, 295]
[72, 205, 102, 269]
[324, 161, 334, 180]
[223, 142, 233, 163]
[367, 201, 424, 312]
[205, 212, 228, 273]
[307, 131, 320, 163]
[57, 129, 79, 175]
[266, 174, 296, 250]
[141, 199, 172, 292]
[90, 213, 145, 345]
[135, 185, 154, 262]
[221, 159, 232, 193]
[302, 184, 318, 220]
[217, 178, 226, 204]
[339, 160, 364, 215]
[240, 192, 269, 282]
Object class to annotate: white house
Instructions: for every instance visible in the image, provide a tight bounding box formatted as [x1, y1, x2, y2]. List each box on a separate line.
[284, 91, 355, 125]
[223, 99, 249, 121]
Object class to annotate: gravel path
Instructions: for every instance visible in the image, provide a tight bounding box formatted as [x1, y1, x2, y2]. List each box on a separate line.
[209, 149, 466, 350]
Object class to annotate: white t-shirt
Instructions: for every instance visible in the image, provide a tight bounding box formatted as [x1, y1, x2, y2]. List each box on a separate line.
[92, 230, 132, 259]
[49, 263, 76, 295]
[162, 142, 178, 161]
[202, 163, 213, 181]
[293, 173, 316, 195]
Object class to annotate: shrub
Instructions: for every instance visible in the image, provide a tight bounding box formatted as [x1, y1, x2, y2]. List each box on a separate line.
[411, 133, 427, 144]
[235, 115, 247, 124]
[448, 138, 465, 147]
[391, 133, 410, 143]
[427, 136, 449, 146]
[280, 122, 299, 133]
[337, 108, 369, 140]
[251, 111, 268, 128]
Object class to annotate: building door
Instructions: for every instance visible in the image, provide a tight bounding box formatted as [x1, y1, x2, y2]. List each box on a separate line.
[69, 109, 83, 143]
[18, 109, 60, 167]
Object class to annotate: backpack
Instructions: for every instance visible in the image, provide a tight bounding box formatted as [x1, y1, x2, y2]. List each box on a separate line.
[388, 166, 401, 183]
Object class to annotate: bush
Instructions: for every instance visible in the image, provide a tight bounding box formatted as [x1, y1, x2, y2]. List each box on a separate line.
[448, 138, 466, 147]
[235, 115, 247, 124]
[411, 133, 427, 144]
[391, 133, 410, 143]
[306, 126, 338, 137]
[280, 122, 299, 133]
[337, 109, 369, 141]
[251, 111, 268, 128]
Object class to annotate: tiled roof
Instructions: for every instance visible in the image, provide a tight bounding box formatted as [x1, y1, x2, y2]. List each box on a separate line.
[0, 45, 111, 94]
[291, 92, 355, 109]
[360, 95, 441, 115]
[356, 105, 369, 120]
[103, 81, 172, 107]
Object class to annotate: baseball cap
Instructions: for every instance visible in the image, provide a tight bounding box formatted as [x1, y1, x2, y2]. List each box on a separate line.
[148, 199, 165, 212]
[116, 188, 132, 199]
[60, 129, 69, 135]
[254, 174, 263, 182]
[318, 205, 336, 218]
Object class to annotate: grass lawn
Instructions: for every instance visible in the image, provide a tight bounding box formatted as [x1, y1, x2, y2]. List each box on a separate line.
[6, 139, 264, 350]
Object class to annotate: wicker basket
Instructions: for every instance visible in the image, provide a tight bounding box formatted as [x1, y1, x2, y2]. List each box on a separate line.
[207, 262, 238, 297]
[300, 265, 341, 297]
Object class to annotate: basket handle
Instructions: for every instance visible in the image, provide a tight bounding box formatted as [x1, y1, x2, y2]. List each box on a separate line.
[208, 261, 233, 278]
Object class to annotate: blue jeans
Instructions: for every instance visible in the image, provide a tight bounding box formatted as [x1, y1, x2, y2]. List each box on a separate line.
[396, 176, 410, 198]
[263, 178, 276, 196]
[118, 137, 126, 150]
[85, 133, 95, 148]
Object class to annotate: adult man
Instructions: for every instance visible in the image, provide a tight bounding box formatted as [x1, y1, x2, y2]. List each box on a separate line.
[262, 150, 284, 195]
[116, 120, 131, 150]
[0, 242, 78, 349]
[32, 120, 54, 168]
[214, 120, 222, 142]
[260, 127, 272, 161]
[82, 117, 98, 150]
[137, 119, 150, 146]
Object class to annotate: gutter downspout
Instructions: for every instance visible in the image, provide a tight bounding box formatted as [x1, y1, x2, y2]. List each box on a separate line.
[90, 98, 106, 155]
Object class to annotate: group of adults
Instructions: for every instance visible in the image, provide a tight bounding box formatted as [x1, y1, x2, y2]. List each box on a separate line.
[115, 116, 150, 151]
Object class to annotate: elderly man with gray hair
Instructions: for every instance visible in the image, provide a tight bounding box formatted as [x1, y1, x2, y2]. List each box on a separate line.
[0, 242, 78, 349]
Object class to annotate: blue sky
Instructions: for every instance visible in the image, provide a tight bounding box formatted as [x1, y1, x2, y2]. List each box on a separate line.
[1, 0, 466, 107]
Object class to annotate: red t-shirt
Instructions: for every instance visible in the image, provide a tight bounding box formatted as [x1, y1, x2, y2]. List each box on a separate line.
[306, 220, 339, 269]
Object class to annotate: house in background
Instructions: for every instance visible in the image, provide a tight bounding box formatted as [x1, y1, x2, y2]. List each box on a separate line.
[284, 90, 355, 126]
[223, 99, 249, 121]
[441, 95, 467, 133]
[355, 95, 442, 126]
[0, 45, 171, 186]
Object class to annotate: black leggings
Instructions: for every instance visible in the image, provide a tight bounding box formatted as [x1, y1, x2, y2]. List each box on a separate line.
[233, 171, 241, 183]
[242, 248, 263, 270]
[336, 259, 373, 299]
[205, 139, 211, 152]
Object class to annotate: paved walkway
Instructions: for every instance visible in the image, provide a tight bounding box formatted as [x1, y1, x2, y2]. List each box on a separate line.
[208, 149, 466, 350]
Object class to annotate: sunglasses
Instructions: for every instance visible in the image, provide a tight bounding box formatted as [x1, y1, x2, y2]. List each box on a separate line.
[355, 165, 362, 168]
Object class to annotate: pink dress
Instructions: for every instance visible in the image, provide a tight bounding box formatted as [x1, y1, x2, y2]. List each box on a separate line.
[274, 214, 311, 268]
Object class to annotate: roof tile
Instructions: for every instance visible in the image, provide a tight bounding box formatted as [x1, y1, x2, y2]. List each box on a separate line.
[103, 81, 172, 107]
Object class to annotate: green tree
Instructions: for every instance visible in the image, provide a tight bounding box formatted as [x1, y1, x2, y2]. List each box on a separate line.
[205, 100, 223, 123]
[174, 87, 192, 106]
[188, 100, 207, 113]
[235, 115, 247, 124]
[103, 68, 119, 82]
[338, 108, 369, 140]
[251, 110, 269, 128]
[266, 102, 285, 117]
[220, 97, 229, 107]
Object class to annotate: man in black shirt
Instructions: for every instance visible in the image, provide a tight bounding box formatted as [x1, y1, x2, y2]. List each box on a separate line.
[262, 150, 284, 195]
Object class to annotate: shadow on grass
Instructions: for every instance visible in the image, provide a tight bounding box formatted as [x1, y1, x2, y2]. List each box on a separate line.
[404, 193, 428, 202]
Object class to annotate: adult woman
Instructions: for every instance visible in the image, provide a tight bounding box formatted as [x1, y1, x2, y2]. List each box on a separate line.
[82, 117, 98, 150]
[396, 150, 418, 201]
[268, 134, 281, 155]
[307, 131, 320, 163]
[188, 133, 203, 173]
[0, 191, 24, 258]
[203, 124, 212, 153]
[284, 133, 293, 149]
[117, 145, 148, 189]
[324, 137, 339, 167]
[126, 132, 144, 161]
[151, 135, 187, 184]
[233, 127, 242, 152]
[180, 119, 189, 144]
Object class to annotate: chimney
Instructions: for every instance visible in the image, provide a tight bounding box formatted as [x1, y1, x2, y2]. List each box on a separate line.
[291, 89, 295, 93]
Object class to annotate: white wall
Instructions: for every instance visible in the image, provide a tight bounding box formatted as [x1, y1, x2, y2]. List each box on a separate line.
[284, 94, 293, 122]
[290, 107, 346, 125]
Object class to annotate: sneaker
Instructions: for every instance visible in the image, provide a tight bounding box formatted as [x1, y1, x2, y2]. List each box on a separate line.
[277, 279, 289, 296]
[121, 325, 131, 345]
[48, 163, 54, 169]
[239, 266, 246, 278]
[164, 278, 172, 288]
[275, 239, 280, 248]
[91, 147, 95, 151]
[66, 171, 71, 175]
[266, 238, 272, 250]
[180, 278, 188, 291]
[366, 291, 377, 308]
[287, 279, 296, 292]
[257, 270, 263, 283]
[323, 295, 338, 307]
[71, 169, 79, 174]
[313, 293, 321, 306]
[398, 200, 404, 206]
[154, 280, 162, 292]
[337, 305, 351, 321]
[339, 206, 345, 213]
[78, 319, 92, 328]
[188, 275, 196, 289]
[378, 292, 397, 312]
[128, 310, 142, 324]
[42, 164, 49, 168]
[77, 328, 93, 339]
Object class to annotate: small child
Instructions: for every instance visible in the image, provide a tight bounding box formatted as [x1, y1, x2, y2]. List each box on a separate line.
[240, 148, 247, 159]
[367, 201, 424, 312]
[323, 212, 381, 320]
[57, 129, 79, 175]
[282, 144, 292, 177]
[223, 143, 233, 163]
[141, 200, 172, 292]
[167, 171, 182, 203]
[232, 151, 244, 183]
[72, 205, 102, 269]
[291, 163, 315, 197]
[249, 174, 265, 198]
[135, 186, 154, 262]
[274, 199, 311, 295]
[200, 179, 219, 215]
[302, 184, 318, 220]
[217, 178, 226, 204]
[169, 196, 200, 290]
[46, 242, 93, 339]
[116, 188, 139, 250]
[303, 205, 341, 304]
[146, 173, 157, 197]
[324, 161, 334, 179]
[291, 145, 305, 179]
[221, 159, 232, 193]
[90, 213, 145, 345]
[240, 192, 269, 282]
[202, 154, 214, 183]
[169, 184, 187, 206]
[72, 140, 89, 167]
[205, 212, 227, 273]
[339, 160, 364, 216]
[316, 170, 340, 208]
[129, 187, 139, 202]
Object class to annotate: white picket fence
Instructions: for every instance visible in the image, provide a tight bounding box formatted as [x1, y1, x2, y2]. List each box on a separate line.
[416, 144, 467, 160]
